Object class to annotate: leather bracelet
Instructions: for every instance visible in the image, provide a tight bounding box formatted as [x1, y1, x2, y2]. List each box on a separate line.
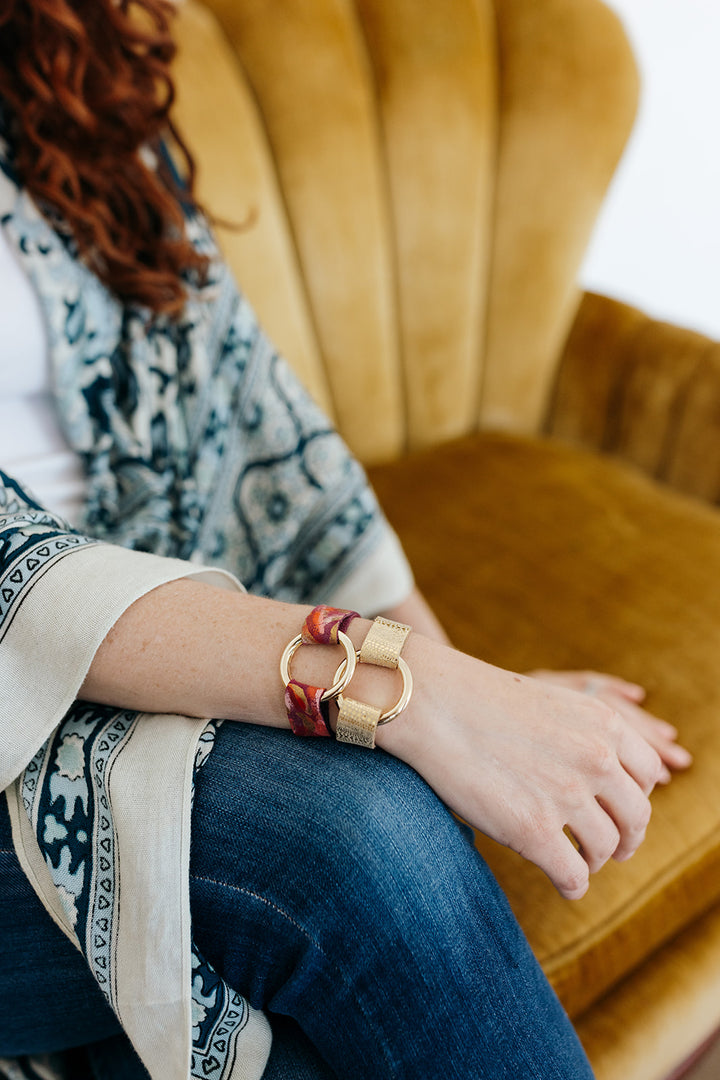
[280, 605, 359, 736]
[281, 609, 413, 745]
[335, 616, 413, 749]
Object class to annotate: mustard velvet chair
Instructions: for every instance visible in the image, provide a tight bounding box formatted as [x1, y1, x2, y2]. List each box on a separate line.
[171, 2, 720, 1077]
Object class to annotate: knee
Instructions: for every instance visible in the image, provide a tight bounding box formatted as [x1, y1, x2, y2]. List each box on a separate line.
[191, 722, 511, 951]
[189, 726, 527, 1019]
[320, 746, 453, 871]
[308, 746, 491, 930]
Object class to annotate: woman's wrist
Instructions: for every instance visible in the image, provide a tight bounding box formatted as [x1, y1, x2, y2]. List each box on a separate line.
[352, 629, 436, 758]
[82, 580, 444, 765]
[283, 609, 436, 756]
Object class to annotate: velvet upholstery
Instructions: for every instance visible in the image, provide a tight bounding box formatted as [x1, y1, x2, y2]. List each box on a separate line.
[550, 292, 720, 502]
[173, 0, 638, 459]
[369, 433, 720, 1022]
[171, 2, 720, 1077]
[577, 901, 720, 1080]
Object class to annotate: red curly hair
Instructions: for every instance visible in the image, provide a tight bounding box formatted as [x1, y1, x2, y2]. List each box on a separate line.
[0, 0, 209, 317]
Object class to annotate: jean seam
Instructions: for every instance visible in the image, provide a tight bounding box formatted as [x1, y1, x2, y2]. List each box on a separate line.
[190, 872, 396, 1075]
[192, 873, 332, 962]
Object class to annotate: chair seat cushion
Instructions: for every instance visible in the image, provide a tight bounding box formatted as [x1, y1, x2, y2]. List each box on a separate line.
[368, 432, 720, 1019]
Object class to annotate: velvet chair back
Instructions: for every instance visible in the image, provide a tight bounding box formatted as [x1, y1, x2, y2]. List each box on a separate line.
[172, 0, 639, 464]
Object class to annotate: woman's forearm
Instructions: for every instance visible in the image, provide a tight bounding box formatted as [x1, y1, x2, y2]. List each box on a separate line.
[80, 578, 372, 727]
[80, 580, 448, 725]
[79, 576, 665, 901]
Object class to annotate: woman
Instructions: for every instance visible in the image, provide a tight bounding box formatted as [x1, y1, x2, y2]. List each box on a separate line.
[0, 1, 690, 1078]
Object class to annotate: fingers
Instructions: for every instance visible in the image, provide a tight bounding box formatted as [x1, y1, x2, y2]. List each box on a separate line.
[511, 743, 655, 898]
[578, 710, 658, 863]
[595, 780, 652, 863]
[546, 838, 591, 900]
[515, 822, 591, 900]
[530, 668, 693, 777]
[525, 796, 643, 900]
[528, 669, 646, 702]
[558, 781, 649, 887]
[576, 671, 647, 703]
[611, 711, 665, 795]
[598, 693, 692, 774]
[423, 657, 685, 903]
[528, 809, 630, 899]
[558, 724, 653, 878]
[590, 674, 646, 702]
[536, 795, 649, 897]
[568, 804, 621, 874]
[547, 708, 658, 888]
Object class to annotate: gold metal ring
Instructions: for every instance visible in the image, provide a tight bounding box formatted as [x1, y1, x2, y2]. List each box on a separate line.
[280, 631, 357, 702]
[333, 654, 413, 725]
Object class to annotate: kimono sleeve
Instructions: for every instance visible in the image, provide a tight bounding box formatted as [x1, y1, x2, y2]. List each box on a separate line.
[0, 470, 242, 791]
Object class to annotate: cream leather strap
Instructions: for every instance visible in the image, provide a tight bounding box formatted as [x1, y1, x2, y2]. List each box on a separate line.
[336, 616, 413, 748]
[359, 615, 412, 669]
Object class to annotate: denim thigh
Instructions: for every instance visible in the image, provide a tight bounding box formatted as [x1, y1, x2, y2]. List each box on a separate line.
[189, 723, 594, 1080]
[1, 720, 594, 1080]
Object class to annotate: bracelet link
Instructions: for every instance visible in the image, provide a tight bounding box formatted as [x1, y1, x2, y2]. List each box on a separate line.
[359, 616, 411, 669]
[281, 609, 413, 745]
[336, 697, 383, 749]
[334, 614, 413, 747]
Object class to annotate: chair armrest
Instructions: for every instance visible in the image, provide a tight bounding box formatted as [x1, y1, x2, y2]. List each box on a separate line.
[546, 291, 720, 503]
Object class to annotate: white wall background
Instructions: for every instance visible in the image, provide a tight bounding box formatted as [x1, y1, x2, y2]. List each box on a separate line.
[580, 0, 720, 340]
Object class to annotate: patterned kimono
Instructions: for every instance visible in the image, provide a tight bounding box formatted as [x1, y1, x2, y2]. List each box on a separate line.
[0, 112, 412, 1080]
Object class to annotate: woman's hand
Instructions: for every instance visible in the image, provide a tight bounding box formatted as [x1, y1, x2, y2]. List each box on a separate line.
[526, 670, 692, 780]
[85, 580, 672, 904]
[375, 640, 666, 901]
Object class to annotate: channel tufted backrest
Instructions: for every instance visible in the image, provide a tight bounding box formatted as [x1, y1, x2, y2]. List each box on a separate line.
[172, 0, 639, 465]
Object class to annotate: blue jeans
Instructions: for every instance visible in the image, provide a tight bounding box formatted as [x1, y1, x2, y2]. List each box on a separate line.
[0, 722, 594, 1079]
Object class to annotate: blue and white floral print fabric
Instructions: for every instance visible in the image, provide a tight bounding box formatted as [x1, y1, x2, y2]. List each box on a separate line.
[0, 106, 408, 604]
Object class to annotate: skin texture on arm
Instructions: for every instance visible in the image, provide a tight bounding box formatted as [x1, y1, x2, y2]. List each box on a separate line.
[81, 577, 672, 900]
